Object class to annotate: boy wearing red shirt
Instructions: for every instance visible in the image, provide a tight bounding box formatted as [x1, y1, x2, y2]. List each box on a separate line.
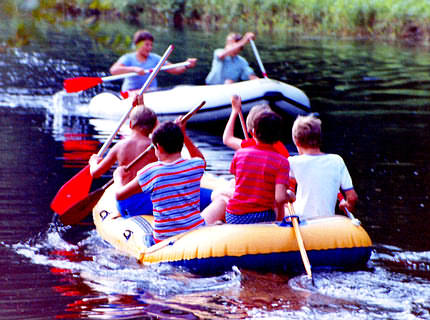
[201, 95, 291, 224]
[225, 111, 292, 223]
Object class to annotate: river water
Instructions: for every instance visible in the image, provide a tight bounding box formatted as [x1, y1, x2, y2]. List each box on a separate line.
[0, 22, 429, 319]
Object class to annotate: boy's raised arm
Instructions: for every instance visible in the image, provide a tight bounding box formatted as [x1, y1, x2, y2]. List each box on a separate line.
[176, 117, 206, 165]
[223, 95, 244, 150]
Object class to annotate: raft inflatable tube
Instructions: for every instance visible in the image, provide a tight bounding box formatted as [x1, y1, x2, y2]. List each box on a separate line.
[87, 78, 311, 123]
[93, 174, 372, 275]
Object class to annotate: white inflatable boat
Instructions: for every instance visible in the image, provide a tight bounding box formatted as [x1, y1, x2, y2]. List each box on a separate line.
[88, 78, 311, 123]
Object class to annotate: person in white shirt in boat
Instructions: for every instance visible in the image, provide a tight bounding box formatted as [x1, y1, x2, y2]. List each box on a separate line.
[288, 114, 358, 219]
[110, 29, 197, 97]
[205, 32, 259, 85]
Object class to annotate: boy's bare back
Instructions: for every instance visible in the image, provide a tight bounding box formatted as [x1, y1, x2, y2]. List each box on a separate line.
[89, 105, 157, 181]
[115, 133, 156, 180]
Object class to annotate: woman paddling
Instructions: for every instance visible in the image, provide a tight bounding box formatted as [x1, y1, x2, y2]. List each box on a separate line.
[110, 29, 197, 97]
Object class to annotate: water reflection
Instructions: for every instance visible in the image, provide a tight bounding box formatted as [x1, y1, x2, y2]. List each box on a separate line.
[15, 221, 430, 319]
[62, 133, 100, 168]
[1, 22, 430, 319]
[15, 222, 243, 319]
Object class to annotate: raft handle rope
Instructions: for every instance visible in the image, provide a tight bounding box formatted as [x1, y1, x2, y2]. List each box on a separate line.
[100, 210, 110, 221]
[123, 229, 133, 241]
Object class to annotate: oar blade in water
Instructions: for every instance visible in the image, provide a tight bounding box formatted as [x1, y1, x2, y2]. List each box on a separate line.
[59, 187, 107, 225]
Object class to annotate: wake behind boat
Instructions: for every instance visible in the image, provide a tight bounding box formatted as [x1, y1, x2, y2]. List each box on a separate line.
[87, 78, 311, 123]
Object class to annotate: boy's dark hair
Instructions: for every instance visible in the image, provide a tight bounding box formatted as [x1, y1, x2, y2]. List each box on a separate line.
[254, 111, 282, 144]
[152, 121, 184, 154]
[130, 106, 157, 133]
[247, 103, 271, 131]
[133, 30, 154, 44]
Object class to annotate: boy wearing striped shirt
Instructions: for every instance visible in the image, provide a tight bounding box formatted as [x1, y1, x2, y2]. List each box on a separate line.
[114, 121, 206, 243]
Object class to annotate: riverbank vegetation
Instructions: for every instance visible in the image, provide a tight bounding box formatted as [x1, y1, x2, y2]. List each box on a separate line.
[2, 0, 430, 46]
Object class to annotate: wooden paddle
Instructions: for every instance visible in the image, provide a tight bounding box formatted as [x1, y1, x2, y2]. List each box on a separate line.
[238, 109, 249, 139]
[229, 94, 250, 140]
[235, 84, 313, 282]
[249, 39, 268, 78]
[59, 100, 206, 226]
[64, 61, 190, 93]
[287, 202, 314, 285]
[51, 45, 174, 217]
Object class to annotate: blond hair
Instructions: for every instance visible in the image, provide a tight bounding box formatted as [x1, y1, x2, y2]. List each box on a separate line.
[292, 115, 321, 148]
[130, 105, 157, 134]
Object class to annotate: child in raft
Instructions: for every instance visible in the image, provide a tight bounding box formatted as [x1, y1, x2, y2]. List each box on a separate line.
[222, 95, 290, 157]
[201, 95, 291, 224]
[113, 120, 206, 243]
[89, 104, 158, 217]
[288, 114, 358, 219]
[223, 111, 292, 224]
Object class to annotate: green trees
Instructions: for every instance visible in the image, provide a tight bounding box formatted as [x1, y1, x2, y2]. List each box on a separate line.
[1, 0, 430, 45]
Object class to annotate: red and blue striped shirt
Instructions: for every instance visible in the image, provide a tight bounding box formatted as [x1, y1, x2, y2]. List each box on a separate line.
[137, 158, 206, 242]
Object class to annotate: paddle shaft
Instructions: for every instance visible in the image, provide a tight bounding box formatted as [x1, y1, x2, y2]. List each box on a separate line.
[337, 192, 361, 225]
[344, 206, 356, 219]
[238, 110, 250, 139]
[287, 203, 313, 283]
[51, 45, 173, 216]
[250, 39, 268, 78]
[59, 100, 206, 225]
[238, 96, 311, 281]
[97, 45, 173, 157]
[98, 61, 190, 82]
[99, 143, 155, 192]
[100, 99, 206, 189]
[89, 99, 205, 192]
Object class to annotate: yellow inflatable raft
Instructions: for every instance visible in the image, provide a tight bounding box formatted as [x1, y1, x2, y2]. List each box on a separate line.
[93, 175, 372, 275]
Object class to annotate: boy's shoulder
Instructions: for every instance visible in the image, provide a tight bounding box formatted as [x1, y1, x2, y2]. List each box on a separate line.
[290, 153, 345, 164]
[235, 144, 287, 160]
[183, 157, 205, 167]
[148, 52, 162, 61]
[119, 52, 137, 63]
[137, 160, 162, 176]
[118, 135, 150, 148]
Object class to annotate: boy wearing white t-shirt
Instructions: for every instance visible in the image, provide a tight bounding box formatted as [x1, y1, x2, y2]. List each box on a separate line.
[288, 115, 358, 219]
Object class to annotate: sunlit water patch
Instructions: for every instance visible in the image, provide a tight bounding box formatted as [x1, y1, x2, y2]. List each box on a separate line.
[287, 247, 430, 320]
[12, 221, 241, 295]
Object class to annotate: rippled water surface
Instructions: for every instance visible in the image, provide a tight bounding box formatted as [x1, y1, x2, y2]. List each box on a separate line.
[0, 22, 429, 319]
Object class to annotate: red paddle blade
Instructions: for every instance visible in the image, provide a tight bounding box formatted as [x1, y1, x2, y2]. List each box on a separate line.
[59, 187, 106, 225]
[63, 77, 103, 93]
[50, 165, 93, 215]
